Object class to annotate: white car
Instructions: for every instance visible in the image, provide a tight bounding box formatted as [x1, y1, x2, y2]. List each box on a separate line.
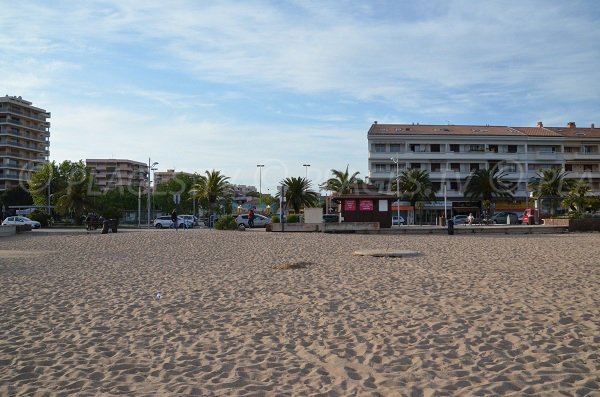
[392, 215, 406, 226]
[153, 216, 192, 229]
[179, 214, 198, 227]
[2, 216, 41, 229]
[236, 214, 271, 228]
[452, 215, 469, 225]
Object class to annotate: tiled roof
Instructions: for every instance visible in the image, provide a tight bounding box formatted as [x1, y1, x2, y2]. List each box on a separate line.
[368, 124, 522, 136]
[368, 123, 600, 139]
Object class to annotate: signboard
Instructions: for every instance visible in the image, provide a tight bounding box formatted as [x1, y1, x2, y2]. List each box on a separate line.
[378, 200, 389, 212]
[359, 200, 374, 211]
[344, 200, 356, 211]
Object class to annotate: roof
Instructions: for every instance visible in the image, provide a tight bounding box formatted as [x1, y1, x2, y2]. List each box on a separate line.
[368, 123, 600, 139]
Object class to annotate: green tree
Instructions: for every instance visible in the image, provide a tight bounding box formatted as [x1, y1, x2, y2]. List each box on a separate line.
[279, 176, 319, 213]
[529, 168, 571, 216]
[464, 168, 513, 215]
[28, 161, 64, 208]
[191, 170, 231, 218]
[54, 162, 93, 222]
[390, 169, 437, 225]
[561, 180, 591, 214]
[320, 165, 362, 194]
[0, 185, 33, 209]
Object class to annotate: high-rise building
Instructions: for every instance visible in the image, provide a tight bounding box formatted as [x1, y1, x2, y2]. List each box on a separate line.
[0, 96, 50, 191]
[86, 159, 147, 192]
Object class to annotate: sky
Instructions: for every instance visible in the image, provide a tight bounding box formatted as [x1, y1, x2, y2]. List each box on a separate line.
[2, 0, 599, 194]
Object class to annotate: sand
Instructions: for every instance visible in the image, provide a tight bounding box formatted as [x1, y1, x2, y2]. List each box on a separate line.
[1, 230, 599, 396]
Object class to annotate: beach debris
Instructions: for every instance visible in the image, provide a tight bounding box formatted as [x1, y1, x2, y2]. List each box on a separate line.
[273, 261, 314, 270]
[155, 292, 163, 300]
[353, 249, 420, 258]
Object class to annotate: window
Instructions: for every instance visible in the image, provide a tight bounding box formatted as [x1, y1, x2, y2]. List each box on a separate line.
[469, 144, 484, 152]
[582, 145, 594, 154]
[431, 163, 441, 172]
[584, 164, 593, 171]
[430, 144, 441, 152]
[564, 164, 573, 171]
[507, 145, 518, 153]
[488, 145, 498, 153]
[389, 144, 402, 153]
[449, 144, 460, 152]
[410, 144, 421, 152]
[373, 144, 386, 153]
[374, 163, 387, 173]
[450, 163, 460, 172]
[450, 181, 459, 190]
[470, 163, 479, 172]
[503, 163, 517, 173]
[410, 163, 421, 170]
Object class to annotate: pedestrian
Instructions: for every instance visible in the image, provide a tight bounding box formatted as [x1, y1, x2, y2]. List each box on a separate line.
[467, 212, 474, 225]
[171, 208, 178, 230]
[248, 208, 255, 228]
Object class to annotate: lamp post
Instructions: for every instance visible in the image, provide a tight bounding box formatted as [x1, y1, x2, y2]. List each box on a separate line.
[257, 164, 264, 198]
[147, 158, 158, 228]
[391, 156, 400, 226]
[303, 164, 310, 179]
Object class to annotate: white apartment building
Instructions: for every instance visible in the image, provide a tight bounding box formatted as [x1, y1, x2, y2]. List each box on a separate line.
[0, 96, 50, 191]
[154, 169, 195, 186]
[368, 121, 600, 221]
[86, 159, 147, 192]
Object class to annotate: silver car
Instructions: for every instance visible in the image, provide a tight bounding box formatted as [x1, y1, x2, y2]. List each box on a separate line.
[2, 216, 41, 229]
[235, 214, 271, 228]
[153, 215, 192, 229]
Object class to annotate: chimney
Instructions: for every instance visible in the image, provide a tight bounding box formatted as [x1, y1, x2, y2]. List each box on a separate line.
[567, 122, 576, 128]
[373, 121, 378, 124]
[537, 121, 543, 128]
[592, 123, 595, 129]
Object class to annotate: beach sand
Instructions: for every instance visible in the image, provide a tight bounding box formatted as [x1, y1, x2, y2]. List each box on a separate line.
[1, 230, 599, 396]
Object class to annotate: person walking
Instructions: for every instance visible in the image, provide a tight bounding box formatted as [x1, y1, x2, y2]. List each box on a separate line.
[171, 208, 178, 230]
[248, 208, 255, 228]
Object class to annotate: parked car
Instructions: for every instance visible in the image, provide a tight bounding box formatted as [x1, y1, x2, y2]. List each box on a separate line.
[392, 215, 406, 226]
[153, 216, 192, 229]
[452, 215, 468, 225]
[1, 216, 41, 229]
[236, 214, 271, 228]
[323, 214, 338, 223]
[492, 212, 519, 224]
[179, 214, 198, 227]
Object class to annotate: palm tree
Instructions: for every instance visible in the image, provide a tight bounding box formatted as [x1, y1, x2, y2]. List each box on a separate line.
[562, 180, 591, 214]
[391, 169, 437, 225]
[279, 177, 319, 213]
[192, 170, 231, 218]
[464, 168, 513, 216]
[529, 168, 571, 216]
[320, 165, 362, 194]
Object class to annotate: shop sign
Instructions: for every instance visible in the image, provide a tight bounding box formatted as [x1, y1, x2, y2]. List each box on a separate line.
[344, 200, 356, 211]
[359, 200, 373, 211]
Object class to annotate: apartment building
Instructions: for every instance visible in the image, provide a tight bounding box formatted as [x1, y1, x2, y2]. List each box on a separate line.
[368, 121, 600, 221]
[154, 169, 195, 186]
[86, 159, 147, 192]
[0, 96, 50, 191]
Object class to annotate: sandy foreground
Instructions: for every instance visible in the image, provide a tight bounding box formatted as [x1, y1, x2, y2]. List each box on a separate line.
[0, 230, 599, 396]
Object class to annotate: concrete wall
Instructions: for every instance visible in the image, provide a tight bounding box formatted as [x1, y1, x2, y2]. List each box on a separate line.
[0, 225, 16, 237]
[304, 208, 323, 224]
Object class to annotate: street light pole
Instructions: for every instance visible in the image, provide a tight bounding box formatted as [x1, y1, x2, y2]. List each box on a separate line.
[303, 164, 310, 179]
[391, 157, 400, 226]
[147, 158, 158, 228]
[257, 164, 264, 198]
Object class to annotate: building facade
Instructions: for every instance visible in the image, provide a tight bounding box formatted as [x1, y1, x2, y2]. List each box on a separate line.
[368, 122, 600, 222]
[0, 96, 50, 191]
[153, 169, 195, 186]
[86, 159, 147, 192]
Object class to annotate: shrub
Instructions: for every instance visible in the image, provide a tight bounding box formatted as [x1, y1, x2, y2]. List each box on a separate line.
[272, 215, 280, 223]
[215, 215, 237, 230]
[286, 214, 299, 223]
[29, 210, 50, 227]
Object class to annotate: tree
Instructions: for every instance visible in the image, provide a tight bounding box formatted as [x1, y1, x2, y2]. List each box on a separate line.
[464, 168, 513, 216]
[529, 168, 571, 216]
[54, 162, 93, 222]
[279, 177, 319, 213]
[561, 180, 591, 214]
[391, 169, 437, 205]
[191, 170, 231, 218]
[28, 161, 64, 208]
[320, 165, 362, 195]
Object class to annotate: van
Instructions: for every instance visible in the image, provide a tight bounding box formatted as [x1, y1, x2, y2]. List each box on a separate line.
[522, 208, 539, 225]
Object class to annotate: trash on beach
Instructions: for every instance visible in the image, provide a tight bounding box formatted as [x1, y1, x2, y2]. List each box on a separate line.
[155, 292, 163, 300]
[273, 261, 314, 270]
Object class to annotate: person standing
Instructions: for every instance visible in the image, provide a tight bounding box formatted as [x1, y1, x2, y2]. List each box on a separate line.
[248, 208, 255, 228]
[171, 208, 178, 230]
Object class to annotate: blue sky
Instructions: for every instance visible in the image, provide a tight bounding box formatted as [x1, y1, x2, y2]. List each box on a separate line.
[2, 0, 599, 194]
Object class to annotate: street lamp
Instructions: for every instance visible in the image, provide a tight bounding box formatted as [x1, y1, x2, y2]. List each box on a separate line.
[257, 164, 264, 198]
[147, 158, 158, 228]
[303, 164, 311, 179]
[391, 157, 401, 226]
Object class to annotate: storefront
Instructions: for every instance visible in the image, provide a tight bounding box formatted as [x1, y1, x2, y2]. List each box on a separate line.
[337, 189, 396, 228]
